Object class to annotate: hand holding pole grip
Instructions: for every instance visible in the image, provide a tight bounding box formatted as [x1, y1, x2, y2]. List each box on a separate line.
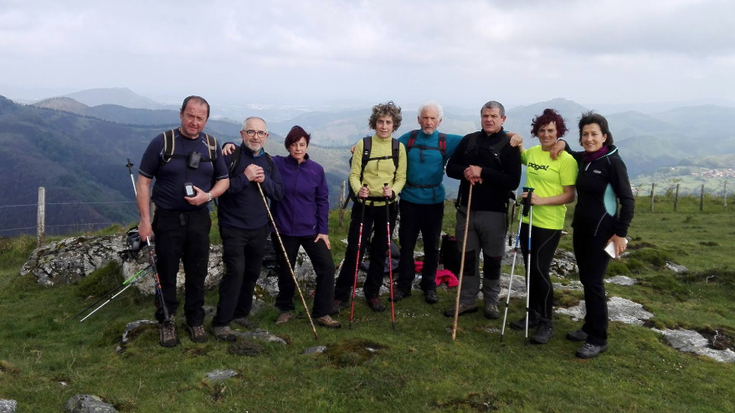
[521, 187, 534, 216]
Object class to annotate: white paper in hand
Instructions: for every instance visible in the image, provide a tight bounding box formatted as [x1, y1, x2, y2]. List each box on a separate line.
[604, 238, 628, 259]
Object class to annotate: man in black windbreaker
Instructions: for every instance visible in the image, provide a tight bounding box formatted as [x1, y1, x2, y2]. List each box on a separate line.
[444, 101, 521, 320]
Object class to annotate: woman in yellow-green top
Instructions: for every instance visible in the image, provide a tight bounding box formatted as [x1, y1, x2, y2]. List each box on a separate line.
[511, 108, 578, 344]
[333, 101, 407, 313]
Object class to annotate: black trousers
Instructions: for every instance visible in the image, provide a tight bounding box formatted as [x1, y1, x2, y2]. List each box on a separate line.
[152, 208, 211, 326]
[520, 224, 561, 321]
[573, 231, 612, 345]
[273, 234, 336, 318]
[396, 199, 444, 294]
[335, 201, 397, 300]
[212, 225, 269, 327]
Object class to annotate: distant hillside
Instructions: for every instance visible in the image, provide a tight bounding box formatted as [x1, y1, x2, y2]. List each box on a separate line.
[62, 87, 170, 110]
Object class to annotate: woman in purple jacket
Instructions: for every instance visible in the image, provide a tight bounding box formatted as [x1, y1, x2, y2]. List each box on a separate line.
[270, 126, 340, 328]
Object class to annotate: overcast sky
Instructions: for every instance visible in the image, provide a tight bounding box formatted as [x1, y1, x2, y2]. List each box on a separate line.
[1, 0, 733, 108]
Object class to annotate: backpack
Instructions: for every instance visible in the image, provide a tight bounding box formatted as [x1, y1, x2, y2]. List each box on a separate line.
[407, 130, 446, 157]
[342, 136, 400, 208]
[439, 234, 461, 276]
[160, 128, 218, 166]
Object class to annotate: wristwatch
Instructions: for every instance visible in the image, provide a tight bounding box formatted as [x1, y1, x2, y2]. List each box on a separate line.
[207, 192, 213, 202]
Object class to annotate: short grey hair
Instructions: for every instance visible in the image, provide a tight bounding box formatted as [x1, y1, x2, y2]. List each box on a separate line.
[242, 116, 267, 131]
[481, 101, 505, 117]
[418, 101, 444, 120]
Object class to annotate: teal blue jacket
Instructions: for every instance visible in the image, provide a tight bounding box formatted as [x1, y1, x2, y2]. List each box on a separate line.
[397, 130, 463, 204]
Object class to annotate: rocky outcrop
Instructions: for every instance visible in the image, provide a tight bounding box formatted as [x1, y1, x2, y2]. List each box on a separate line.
[21, 235, 124, 285]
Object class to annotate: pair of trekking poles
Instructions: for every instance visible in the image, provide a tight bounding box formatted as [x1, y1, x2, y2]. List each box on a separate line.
[349, 184, 397, 330]
[76, 159, 171, 324]
[450, 185, 535, 342]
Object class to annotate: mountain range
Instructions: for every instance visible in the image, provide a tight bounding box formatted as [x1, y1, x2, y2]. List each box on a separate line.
[2, 88, 734, 236]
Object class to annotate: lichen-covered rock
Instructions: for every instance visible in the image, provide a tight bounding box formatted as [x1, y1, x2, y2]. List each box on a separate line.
[21, 235, 124, 285]
[65, 394, 118, 413]
[606, 275, 638, 286]
[555, 296, 653, 326]
[655, 329, 735, 363]
[0, 399, 17, 413]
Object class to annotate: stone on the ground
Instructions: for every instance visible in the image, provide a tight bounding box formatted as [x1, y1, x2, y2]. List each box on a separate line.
[665, 261, 688, 273]
[0, 399, 17, 413]
[115, 319, 158, 353]
[606, 275, 638, 286]
[232, 329, 288, 345]
[205, 369, 238, 381]
[65, 394, 118, 413]
[303, 345, 328, 355]
[555, 296, 653, 326]
[655, 329, 735, 363]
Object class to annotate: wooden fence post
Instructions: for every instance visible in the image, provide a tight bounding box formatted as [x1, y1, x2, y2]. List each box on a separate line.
[700, 184, 705, 212]
[650, 183, 655, 212]
[724, 180, 728, 207]
[674, 184, 679, 212]
[37, 187, 46, 247]
[339, 181, 346, 228]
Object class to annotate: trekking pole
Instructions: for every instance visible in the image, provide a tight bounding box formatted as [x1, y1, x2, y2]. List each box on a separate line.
[384, 183, 396, 330]
[452, 184, 473, 341]
[500, 203, 525, 342]
[508, 198, 517, 246]
[257, 182, 319, 340]
[522, 187, 535, 340]
[145, 237, 171, 323]
[78, 266, 154, 322]
[126, 158, 137, 197]
[350, 185, 369, 329]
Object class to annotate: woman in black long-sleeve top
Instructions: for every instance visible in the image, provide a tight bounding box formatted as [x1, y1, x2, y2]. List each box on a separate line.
[563, 111, 635, 359]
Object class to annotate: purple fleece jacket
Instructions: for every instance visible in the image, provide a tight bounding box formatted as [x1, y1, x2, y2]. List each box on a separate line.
[270, 154, 330, 236]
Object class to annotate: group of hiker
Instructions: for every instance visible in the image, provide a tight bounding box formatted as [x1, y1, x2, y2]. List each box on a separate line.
[136, 95, 634, 359]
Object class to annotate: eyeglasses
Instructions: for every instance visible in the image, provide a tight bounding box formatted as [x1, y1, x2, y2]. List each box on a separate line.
[243, 129, 268, 138]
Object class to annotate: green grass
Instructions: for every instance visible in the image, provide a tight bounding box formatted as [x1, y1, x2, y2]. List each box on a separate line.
[1, 198, 734, 412]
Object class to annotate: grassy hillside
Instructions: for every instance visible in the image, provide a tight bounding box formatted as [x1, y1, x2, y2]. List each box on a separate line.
[0, 198, 733, 412]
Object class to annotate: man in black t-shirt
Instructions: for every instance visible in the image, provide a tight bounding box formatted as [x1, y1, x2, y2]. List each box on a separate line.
[137, 95, 229, 347]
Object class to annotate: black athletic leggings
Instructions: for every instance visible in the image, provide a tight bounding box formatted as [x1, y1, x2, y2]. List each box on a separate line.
[520, 223, 561, 321]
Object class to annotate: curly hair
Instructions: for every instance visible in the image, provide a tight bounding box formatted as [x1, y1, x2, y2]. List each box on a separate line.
[368, 101, 402, 131]
[578, 111, 614, 146]
[284, 125, 310, 149]
[531, 108, 568, 138]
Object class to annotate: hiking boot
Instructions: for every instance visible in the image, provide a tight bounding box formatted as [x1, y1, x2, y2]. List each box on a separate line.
[159, 318, 178, 348]
[566, 328, 589, 342]
[443, 303, 478, 317]
[367, 297, 386, 312]
[531, 322, 554, 344]
[510, 313, 540, 331]
[232, 317, 257, 329]
[484, 302, 499, 320]
[576, 342, 608, 359]
[275, 311, 293, 326]
[332, 300, 350, 314]
[424, 290, 439, 304]
[185, 324, 208, 343]
[389, 290, 411, 302]
[315, 315, 341, 329]
[210, 325, 237, 342]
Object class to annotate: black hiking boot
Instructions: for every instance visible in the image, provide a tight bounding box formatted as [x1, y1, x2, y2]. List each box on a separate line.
[566, 328, 589, 342]
[389, 290, 411, 302]
[424, 290, 439, 304]
[510, 311, 540, 331]
[332, 299, 350, 314]
[531, 322, 554, 344]
[576, 342, 608, 359]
